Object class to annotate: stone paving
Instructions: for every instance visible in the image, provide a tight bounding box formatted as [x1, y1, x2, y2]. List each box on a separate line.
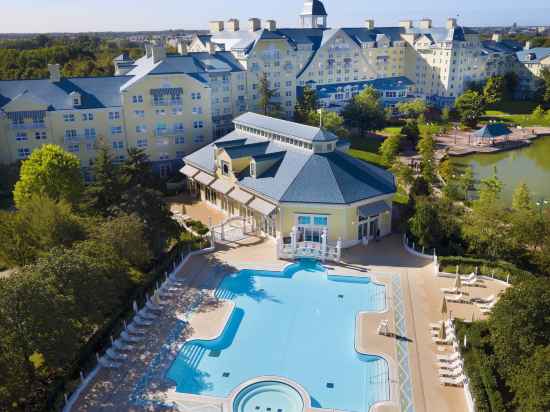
[71, 235, 509, 412]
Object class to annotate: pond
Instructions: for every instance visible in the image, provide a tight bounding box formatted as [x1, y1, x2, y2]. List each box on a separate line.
[452, 135, 550, 205]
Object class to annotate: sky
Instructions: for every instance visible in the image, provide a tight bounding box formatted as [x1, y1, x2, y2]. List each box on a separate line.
[2, 0, 549, 33]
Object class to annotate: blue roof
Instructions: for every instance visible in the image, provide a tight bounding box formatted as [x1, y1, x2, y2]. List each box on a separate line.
[311, 76, 413, 99]
[184, 119, 396, 204]
[516, 48, 550, 64]
[481, 40, 523, 54]
[474, 123, 512, 138]
[0, 76, 131, 110]
[234, 112, 339, 143]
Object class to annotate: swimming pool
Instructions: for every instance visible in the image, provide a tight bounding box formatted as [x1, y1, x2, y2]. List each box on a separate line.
[166, 260, 389, 412]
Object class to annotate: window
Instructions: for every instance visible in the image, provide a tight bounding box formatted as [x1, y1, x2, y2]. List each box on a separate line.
[193, 120, 204, 129]
[298, 216, 311, 225]
[136, 139, 148, 148]
[35, 131, 47, 140]
[159, 153, 170, 161]
[176, 150, 185, 158]
[171, 107, 183, 116]
[17, 148, 31, 159]
[194, 135, 205, 143]
[155, 109, 167, 116]
[111, 126, 122, 135]
[134, 110, 145, 118]
[108, 111, 120, 121]
[112, 141, 124, 150]
[82, 112, 94, 121]
[174, 122, 184, 132]
[63, 114, 75, 122]
[136, 124, 147, 133]
[65, 129, 78, 141]
[221, 161, 230, 176]
[132, 95, 144, 104]
[191, 92, 201, 100]
[175, 136, 185, 144]
[67, 144, 79, 153]
[314, 216, 328, 226]
[15, 132, 28, 141]
[84, 128, 96, 139]
[192, 106, 203, 115]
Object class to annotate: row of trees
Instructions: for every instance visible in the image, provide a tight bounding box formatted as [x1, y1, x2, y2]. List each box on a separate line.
[0, 35, 143, 80]
[0, 144, 181, 410]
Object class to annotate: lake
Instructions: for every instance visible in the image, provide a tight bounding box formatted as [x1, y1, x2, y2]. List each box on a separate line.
[452, 135, 550, 205]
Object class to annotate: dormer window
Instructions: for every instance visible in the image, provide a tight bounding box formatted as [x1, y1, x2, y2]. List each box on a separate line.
[70, 92, 81, 107]
[221, 161, 230, 176]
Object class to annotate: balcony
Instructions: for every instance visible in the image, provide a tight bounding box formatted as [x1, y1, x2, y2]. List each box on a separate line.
[152, 100, 183, 107]
[11, 123, 46, 130]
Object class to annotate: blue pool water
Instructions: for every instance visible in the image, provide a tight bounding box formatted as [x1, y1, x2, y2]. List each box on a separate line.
[166, 260, 389, 412]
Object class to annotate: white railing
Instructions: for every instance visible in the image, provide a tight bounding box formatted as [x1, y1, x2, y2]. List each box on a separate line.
[277, 238, 341, 263]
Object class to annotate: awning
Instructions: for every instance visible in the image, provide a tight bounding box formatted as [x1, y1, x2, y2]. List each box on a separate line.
[249, 197, 277, 216]
[194, 171, 215, 186]
[358, 201, 391, 218]
[210, 179, 234, 195]
[180, 164, 199, 178]
[228, 187, 253, 204]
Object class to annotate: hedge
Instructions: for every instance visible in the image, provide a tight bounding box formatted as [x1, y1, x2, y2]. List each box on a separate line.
[439, 256, 534, 284]
[46, 231, 210, 410]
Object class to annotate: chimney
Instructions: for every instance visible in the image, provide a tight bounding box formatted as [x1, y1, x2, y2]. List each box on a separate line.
[248, 18, 261, 32]
[48, 64, 61, 82]
[209, 20, 224, 33]
[419, 18, 432, 29]
[399, 20, 413, 29]
[207, 42, 216, 55]
[264, 19, 277, 31]
[177, 39, 188, 55]
[145, 42, 153, 58]
[152, 45, 166, 63]
[227, 18, 240, 32]
[492, 33, 501, 42]
[365, 19, 375, 29]
[446, 18, 457, 29]
[524, 41, 531, 50]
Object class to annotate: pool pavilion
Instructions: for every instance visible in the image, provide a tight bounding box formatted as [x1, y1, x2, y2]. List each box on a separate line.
[181, 112, 397, 261]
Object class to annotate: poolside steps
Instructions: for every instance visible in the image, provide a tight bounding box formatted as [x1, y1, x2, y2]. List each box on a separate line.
[180, 343, 207, 370]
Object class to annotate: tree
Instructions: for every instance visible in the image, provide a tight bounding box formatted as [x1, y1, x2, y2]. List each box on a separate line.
[307, 110, 347, 136]
[0, 196, 85, 267]
[530, 105, 546, 122]
[511, 345, 550, 412]
[396, 99, 427, 118]
[458, 166, 474, 201]
[401, 119, 420, 145]
[409, 197, 442, 248]
[13, 144, 83, 208]
[511, 182, 533, 212]
[341, 86, 386, 134]
[0, 162, 20, 197]
[417, 128, 436, 183]
[258, 72, 280, 116]
[440, 107, 451, 134]
[294, 86, 318, 123]
[378, 133, 401, 166]
[84, 142, 122, 216]
[455, 90, 486, 128]
[483, 75, 506, 105]
[540, 68, 550, 104]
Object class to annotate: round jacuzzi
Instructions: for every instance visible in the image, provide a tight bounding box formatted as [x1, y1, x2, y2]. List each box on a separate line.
[232, 381, 304, 412]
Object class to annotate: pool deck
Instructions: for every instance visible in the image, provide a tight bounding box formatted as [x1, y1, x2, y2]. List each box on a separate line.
[72, 235, 508, 412]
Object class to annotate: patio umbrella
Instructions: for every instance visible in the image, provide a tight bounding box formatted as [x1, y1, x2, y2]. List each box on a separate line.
[441, 296, 448, 317]
[439, 321, 447, 340]
[454, 273, 462, 290]
[463, 334, 468, 348]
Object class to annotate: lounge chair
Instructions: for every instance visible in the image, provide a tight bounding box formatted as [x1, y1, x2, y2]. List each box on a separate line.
[429, 320, 453, 330]
[127, 322, 145, 335]
[439, 367, 463, 377]
[98, 356, 121, 369]
[113, 339, 135, 352]
[475, 294, 495, 304]
[478, 300, 497, 313]
[446, 293, 467, 303]
[432, 335, 455, 345]
[441, 287, 460, 294]
[436, 352, 461, 362]
[431, 329, 456, 339]
[437, 360, 462, 369]
[106, 348, 128, 361]
[461, 272, 476, 282]
[134, 316, 153, 327]
[138, 308, 158, 321]
[121, 330, 143, 343]
[146, 300, 162, 313]
[440, 375, 466, 387]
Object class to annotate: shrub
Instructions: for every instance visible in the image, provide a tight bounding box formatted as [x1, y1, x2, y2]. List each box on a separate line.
[439, 256, 534, 284]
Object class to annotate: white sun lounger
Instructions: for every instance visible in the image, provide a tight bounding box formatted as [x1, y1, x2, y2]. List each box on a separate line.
[475, 294, 495, 304]
[98, 356, 121, 369]
[134, 316, 153, 327]
[462, 276, 481, 286]
[437, 360, 462, 369]
[121, 330, 143, 343]
[432, 335, 455, 345]
[439, 367, 463, 377]
[478, 300, 497, 310]
[127, 322, 146, 335]
[440, 375, 466, 387]
[441, 287, 460, 294]
[106, 348, 128, 361]
[436, 352, 461, 362]
[461, 272, 476, 282]
[113, 339, 134, 352]
[445, 293, 467, 303]
[431, 329, 456, 338]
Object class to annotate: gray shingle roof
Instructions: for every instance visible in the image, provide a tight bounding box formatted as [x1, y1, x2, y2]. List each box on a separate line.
[516, 48, 550, 64]
[184, 125, 396, 205]
[234, 112, 339, 143]
[0, 76, 131, 110]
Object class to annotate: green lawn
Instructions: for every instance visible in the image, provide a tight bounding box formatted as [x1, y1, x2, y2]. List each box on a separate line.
[348, 149, 385, 168]
[380, 126, 402, 136]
